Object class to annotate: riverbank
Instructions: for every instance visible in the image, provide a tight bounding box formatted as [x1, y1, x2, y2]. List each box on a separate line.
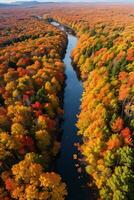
[50, 20, 91, 200]
[50, 6, 134, 200]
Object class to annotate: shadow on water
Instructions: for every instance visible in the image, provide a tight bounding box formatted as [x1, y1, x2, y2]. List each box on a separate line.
[51, 21, 92, 200]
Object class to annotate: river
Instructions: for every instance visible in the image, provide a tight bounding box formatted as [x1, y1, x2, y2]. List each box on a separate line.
[51, 21, 90, 200]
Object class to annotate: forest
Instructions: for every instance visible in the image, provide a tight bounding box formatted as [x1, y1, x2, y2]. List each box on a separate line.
[0, 2, 134, 200]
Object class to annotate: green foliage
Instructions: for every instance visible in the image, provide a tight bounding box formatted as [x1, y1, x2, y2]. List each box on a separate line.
[104, 150, 117, 167]
[107, 166, 134, 199]
[117, 146, 134, 168]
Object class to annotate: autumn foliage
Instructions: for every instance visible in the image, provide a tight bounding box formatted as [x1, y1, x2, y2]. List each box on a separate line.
[0, 9, 67, 200]
[0, 3, 134, 200]
[48, 3, 134, 200]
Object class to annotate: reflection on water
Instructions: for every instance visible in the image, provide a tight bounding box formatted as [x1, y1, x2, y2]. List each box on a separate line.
[51, 21, 90, 200]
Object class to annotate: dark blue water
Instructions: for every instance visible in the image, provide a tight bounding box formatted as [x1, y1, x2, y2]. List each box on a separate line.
[51, 21, 90, 200]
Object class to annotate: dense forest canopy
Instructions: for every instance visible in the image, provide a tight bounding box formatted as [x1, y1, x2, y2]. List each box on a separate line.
[48, 3, 134, 200]
[0, 3, 134, 200]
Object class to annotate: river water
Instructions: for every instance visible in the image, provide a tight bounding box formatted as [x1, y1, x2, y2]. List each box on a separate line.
[51, 21, 90, 200]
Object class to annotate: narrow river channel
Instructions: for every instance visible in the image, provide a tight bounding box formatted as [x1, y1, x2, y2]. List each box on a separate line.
[51, 21, 90, 200]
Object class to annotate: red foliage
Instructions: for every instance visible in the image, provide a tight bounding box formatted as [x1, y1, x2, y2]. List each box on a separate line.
[17, 67, 30, 77]
[5, 178, 13, 191]
[23, 94, 29, 102]
[112, 117, 124, 132]
[32, 102, 42, 110]
[121, 127, 132, 144]
[19, 136, 35, 152]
